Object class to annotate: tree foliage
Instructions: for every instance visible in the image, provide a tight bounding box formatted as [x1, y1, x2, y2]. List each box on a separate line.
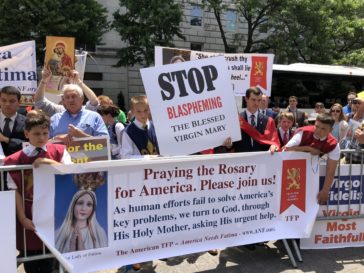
[266, 0, 364, 64]
[234, 0, 282, 53]
[0, 0, 109, 64]
[206, 0, 364, 64]
[112, 0, 185, 67]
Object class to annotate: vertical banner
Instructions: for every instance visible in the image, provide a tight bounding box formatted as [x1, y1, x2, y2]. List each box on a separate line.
[301, 164, 364, 249]
[155, 46, 274, 96]
[0, 41, 37, 95]
[140, 56, 241, 156]
[33, 152, 318, 273]
[45, 36, 75, 102]
[0, 191, 16, 273]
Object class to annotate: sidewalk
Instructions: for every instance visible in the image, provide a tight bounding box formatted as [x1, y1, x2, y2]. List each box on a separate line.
[17, 242, 364, 273]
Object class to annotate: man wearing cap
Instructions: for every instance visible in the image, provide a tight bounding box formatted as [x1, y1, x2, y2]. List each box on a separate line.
[49, 84, 108, 146]
[283, 113, 340, 204]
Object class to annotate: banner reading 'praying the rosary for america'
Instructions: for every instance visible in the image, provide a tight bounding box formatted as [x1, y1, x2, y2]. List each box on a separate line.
[33, 152, 318, 273]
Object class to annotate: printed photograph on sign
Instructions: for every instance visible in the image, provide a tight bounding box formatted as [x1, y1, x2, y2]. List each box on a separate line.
[45, 36, 75, 77]
[45, 36, 75, 102]
[54, 171, 108, 253]
[162, 48, 191, 65]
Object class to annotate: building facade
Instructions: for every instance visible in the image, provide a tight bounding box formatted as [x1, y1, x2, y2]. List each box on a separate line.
[86, 0, 259, 109]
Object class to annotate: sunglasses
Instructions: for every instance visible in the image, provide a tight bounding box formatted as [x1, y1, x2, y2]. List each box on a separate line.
[352, 100, 362, 104]
[331, 109, 341, 113]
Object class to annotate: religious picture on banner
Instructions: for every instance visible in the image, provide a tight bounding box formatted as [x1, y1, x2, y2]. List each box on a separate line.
[46, 36, 75, 76]
[54, 171, 108, 254]
[45, 36, 75, 102]
[162, 48, 191, 65]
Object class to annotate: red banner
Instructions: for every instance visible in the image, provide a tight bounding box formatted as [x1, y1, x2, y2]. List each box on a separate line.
[250, 56, 267, 89]
[280, 159, 306, 213]
[239, 116, 280, 147]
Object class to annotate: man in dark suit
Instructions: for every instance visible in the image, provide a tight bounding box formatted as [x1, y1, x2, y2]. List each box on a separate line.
[287, 96, 307, 128]
[0, 86, 26, 157]
[259, 94, 277, 119]
[224, 86, 279, 250]
[227, 87, 279, 153]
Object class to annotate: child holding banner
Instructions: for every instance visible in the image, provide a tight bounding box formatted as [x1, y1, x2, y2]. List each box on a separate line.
[4, 110, 72, 273]
[120, 95, 159, 159]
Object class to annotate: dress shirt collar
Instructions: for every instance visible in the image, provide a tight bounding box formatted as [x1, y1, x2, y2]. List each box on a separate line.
[313, 134, 327, 141]
[133, 119, 150, 130]
[0, 111, 17, 123]
[23, 143, 48, 157]
[279, 127, 288, 136]
[246, 110, 259, 118]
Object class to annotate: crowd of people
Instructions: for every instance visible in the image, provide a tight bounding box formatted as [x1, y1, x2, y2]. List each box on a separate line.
[1, 67, 364, 272]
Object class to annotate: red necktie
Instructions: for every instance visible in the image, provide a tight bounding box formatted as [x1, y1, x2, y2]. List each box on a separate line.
[283, 132, 288, 144]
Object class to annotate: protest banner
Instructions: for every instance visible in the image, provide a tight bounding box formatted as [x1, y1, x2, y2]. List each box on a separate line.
[0, 191, 16, 273]
[301, 164, 364, 249]
[140, 56, 241, 156]
[23, 136, 110, 163]
[44, 36, 75, 102]
[58, 136, 111, 163]
[0, 41, 37, 95]
[33, 151, 318, 273]
[155, 46, 274, 96]
[75, 50, 87, 81]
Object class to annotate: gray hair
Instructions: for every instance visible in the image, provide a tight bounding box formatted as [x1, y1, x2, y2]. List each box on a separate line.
[61, 84, 83, 98]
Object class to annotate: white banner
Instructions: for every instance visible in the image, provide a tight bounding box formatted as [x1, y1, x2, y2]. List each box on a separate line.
[155, 46, 274, 96]
[301, 164, 364, 249]
[33, 152, 318, 273]
[0, 41, 37, 94]
[0, 191, 16, 273]
[140, 56, 241, 156]
[75, 50, 87, 81]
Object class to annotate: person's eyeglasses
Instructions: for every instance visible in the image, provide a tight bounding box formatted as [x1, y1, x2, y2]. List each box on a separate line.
[352, 100, 362, 104]
[315, 105, 324, 108]
[331, 109, 341, 113]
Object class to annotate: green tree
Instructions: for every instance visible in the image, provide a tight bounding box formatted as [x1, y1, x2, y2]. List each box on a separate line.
[203, 0, 234, 53]
[112, 0, 185, 67]
[234, 0, 282, 53]
[0, 0, 109, 64]
[266, 0, 364, 64]
[203, 0, 281, 53]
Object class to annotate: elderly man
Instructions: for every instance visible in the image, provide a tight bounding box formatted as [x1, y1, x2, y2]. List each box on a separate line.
[35, 68, 99, 117]
[50, 84, 108, 146]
